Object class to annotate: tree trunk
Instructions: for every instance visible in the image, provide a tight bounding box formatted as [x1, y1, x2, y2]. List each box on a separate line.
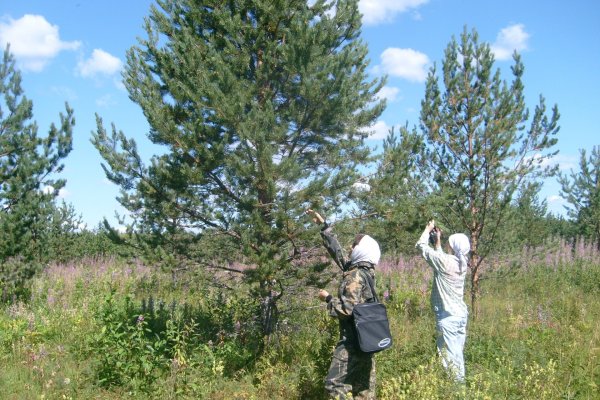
[469, 235, 480, 319]
[260, 291, 279, 336]
[470, 265, 479, 320]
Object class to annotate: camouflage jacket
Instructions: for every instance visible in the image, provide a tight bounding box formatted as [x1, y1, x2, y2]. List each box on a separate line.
[320, 225, 376, 346]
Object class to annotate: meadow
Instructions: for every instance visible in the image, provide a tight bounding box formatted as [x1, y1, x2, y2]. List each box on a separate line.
[1, 237, 598, 399]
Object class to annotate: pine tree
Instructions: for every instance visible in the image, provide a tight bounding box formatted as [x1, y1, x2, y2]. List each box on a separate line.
[558, 145, 600, 244]
[0, 46, 74, 298]
[92, 0, 384, 336]
[355, 124, 429, 254]
[500, 182, 552, 250]
[0, 47, 74, 259]
[419, 27, 559, 314]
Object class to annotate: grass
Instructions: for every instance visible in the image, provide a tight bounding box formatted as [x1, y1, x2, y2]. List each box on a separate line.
[0, 246, 599, 399]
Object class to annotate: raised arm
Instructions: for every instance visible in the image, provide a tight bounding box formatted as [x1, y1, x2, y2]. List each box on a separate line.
[416, 220, 445, 271]
[306, 209, 347, 270]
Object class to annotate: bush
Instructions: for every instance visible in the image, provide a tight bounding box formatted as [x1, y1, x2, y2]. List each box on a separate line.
[0, 257, 42, 302]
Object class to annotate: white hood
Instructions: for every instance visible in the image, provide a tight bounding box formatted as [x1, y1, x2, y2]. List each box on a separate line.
[449, 233, 470, 272]
[350, 235, 381, 266]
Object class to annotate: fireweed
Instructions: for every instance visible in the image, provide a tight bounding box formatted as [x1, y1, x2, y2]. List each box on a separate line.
[0, 238, 598, 399]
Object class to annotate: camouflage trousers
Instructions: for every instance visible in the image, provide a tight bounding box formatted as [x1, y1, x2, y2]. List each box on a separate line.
[324, 343, 376, 399]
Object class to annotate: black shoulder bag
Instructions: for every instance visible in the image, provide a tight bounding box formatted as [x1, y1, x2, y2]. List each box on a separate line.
[352, 269, 393, 353]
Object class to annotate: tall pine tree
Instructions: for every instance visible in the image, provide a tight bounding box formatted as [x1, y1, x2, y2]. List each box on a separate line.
[92, 0, 384, 336]
[419, 27, 559, 314]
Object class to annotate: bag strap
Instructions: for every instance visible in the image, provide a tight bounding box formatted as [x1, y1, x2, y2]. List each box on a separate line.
[358, 267, 378, 303]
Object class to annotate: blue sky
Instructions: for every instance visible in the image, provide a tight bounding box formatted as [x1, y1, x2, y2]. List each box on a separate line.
[1, 0, 599, 229]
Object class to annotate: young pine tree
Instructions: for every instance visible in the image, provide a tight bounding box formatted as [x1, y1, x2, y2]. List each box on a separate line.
[0, 47, 74, 299]
[92, 0, 385, 336]
[419, 27, 559, 314]
[558, 145, 600, 244]
[500, 181, 552, 250]
[355, 125, 429, 254]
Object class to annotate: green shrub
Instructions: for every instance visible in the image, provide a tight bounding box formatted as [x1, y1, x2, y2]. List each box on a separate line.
[0, 257, 42, 302]
[86, 290, 168, 392]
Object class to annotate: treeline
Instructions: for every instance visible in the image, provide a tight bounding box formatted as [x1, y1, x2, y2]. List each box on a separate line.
[1, 0, 599, 328]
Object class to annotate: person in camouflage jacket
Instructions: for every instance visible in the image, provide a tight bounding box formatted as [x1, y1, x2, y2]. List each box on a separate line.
[307, 209, 381, 400]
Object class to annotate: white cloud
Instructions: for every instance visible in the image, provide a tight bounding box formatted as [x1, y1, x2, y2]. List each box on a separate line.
[114, 77, 126, 91]
[50, 86, 78, 101]
[41, 185, 69, 198]
[352, 182, 371, 192]
[547, 195, 564, 204]
[77, 49, 122, 78]
[411, 10, 423, 21]
[377, 47, 430, 82]
[377, 86, 401, 102]
[364, 120, 392, 140]
[58, 188, 69, 198]
[521, 152, 574, 173]
[491, 24, 530, 61]
[546, 153, 578, 171]
[96, 93, 117, 108]
[546, 194, 568, 217]
[359, 0, 429, 25]
[114, 224, 128, 234]
[0, 14, 80, 72]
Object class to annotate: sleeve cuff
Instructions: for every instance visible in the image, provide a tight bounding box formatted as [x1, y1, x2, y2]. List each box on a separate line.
[325, 294, 333, 303]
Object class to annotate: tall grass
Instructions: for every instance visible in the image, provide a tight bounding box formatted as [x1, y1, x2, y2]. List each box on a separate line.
[1, 238, 599, 399]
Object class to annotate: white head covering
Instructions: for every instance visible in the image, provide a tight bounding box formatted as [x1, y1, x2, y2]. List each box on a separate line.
[350, 235, 381, 266]
[448, 233, 470, 272]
